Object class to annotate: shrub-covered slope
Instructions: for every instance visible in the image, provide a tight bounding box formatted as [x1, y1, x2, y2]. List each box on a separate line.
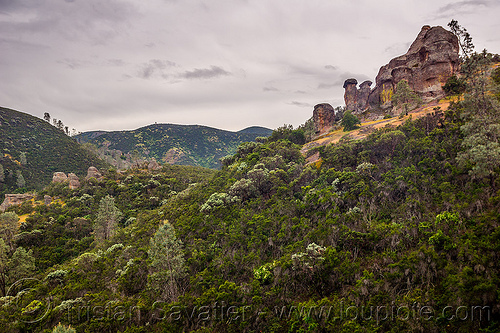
[0, 107, 108, 195]
[75, 124, 272, 169]
[1, 56, 499, 333]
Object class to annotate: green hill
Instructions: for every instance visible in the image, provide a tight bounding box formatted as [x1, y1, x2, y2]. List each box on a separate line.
[0, 107, 108, 195]
[75, 123, 272, 169]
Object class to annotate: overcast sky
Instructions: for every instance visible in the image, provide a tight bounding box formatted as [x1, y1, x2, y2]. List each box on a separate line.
[1, 0, 499, 132]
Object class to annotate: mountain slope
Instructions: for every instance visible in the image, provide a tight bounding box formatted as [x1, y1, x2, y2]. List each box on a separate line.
[75, 123, 272, 169]
[0, 107, 108, 195]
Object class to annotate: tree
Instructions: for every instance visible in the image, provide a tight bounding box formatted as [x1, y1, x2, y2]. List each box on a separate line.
[391, 79, 422, 116]
[448, 19, 474, 59]
[0, 212, 19, 251]
[94, 195, 122, 244]
[43, 112, 51, 123]
[0, 239, 35, 296]
[456, 50, 500, 180]
[341, 110, 361, 131]
[56, 120, 64, 131]
[0, 164, 4, 182]
[148, 221, 186, 301]
[16, 170, 26, 188]
[19, 152, 27, 165]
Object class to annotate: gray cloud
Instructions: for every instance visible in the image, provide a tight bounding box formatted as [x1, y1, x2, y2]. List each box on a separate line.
[138, 59, 177, 79]
[263, 87, 279, 92]
[438, 0, 491, 14]
[289, 101, 313, 108]
[0, 0, 498, 132]
[179, 66, 231, 80]
[324, 65, 338, 70]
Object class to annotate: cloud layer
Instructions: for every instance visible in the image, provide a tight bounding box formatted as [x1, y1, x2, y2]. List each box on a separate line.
[0, 0, 499, 132]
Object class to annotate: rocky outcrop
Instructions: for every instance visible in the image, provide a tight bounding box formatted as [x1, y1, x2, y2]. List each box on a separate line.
[358, 81, 373, 110]
[343, 25, 459, 112]
[313, 103, 336, 135]
[148, 159, 161, 171]
[44, 195, 52, 205]
[343, 79, 359, 112]
[85, 166, 103, 181]
[68, 173, 81, 189]
[52, 172, 68, 183]
[0, 193, 34, 212]
[343, 79, 373, 113]
[371, 25, 459, 108]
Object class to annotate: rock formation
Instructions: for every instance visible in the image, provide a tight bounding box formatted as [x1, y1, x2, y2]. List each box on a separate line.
[0, 193, 34, 212]
[52, 172, 68, 183]
[44, 195, 52, 205]
[343, 25, 459, 112]
[68, 173, 81, 189]
[148, 159, 161, 171]
[343, 79, 373, 113]
[313, 103, 336, 135]
[85, 166, 103, 181]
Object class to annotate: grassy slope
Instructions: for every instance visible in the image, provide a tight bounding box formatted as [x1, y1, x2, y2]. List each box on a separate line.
[0, 107, 108, 195]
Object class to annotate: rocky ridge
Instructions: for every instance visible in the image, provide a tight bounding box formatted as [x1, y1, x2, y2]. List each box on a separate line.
[313, 25, 459, 136]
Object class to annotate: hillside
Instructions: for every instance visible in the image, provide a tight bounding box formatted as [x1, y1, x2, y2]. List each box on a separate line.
[0, 107, 108, 195]
[1, 29, 500, 333]
[75, 123, 272, 169]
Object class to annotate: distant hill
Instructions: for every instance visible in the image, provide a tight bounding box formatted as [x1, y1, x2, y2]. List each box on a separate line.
[75, 124, 273, 169]
[0, 107, 108, 195]
[237, 126, 273, 136]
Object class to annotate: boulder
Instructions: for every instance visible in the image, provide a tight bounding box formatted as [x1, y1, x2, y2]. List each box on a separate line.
[68, 173, 81, 189]
[44, 195, 52, 205]
[85, 166, 103, 181]
[313, 103, 336, 135]
[0, 193, 34, 212]
[52, 172, 68, 183]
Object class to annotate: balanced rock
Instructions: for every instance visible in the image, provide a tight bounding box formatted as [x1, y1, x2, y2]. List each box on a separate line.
[343, 79, 359, 112]
[343, 79, 373, 114]
[0, 193, 34, 212]
[52, 172, 68, 183]
[68, 173, 81, 189]
[313, 103, 336, 135]
[85, 166, 103, 180]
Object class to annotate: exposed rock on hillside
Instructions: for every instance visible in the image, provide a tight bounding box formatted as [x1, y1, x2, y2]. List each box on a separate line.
[68, 173, 81, 189]
[0, 193, 34, 212]
[343, 25, 459, 112]
[52, 172, 68, 183]
[343, 79, 373, 114]
[86, 166, 103, 180]
[148, 159, 161, 171]
[313, 104, 336, 135]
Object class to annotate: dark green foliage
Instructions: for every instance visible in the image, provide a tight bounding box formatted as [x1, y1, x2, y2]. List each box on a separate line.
[448, 19, 474, 58]
[262, 124, 307, 145]
[1, 65, 500, 332]
[392, 79, 422, 115]
[0, 107, 108, 196]
[340, 110, 361, 131]
[443, 75, 466, 95]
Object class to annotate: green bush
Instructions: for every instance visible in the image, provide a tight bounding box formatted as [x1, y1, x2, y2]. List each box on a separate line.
[340, 110, 361, 131]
